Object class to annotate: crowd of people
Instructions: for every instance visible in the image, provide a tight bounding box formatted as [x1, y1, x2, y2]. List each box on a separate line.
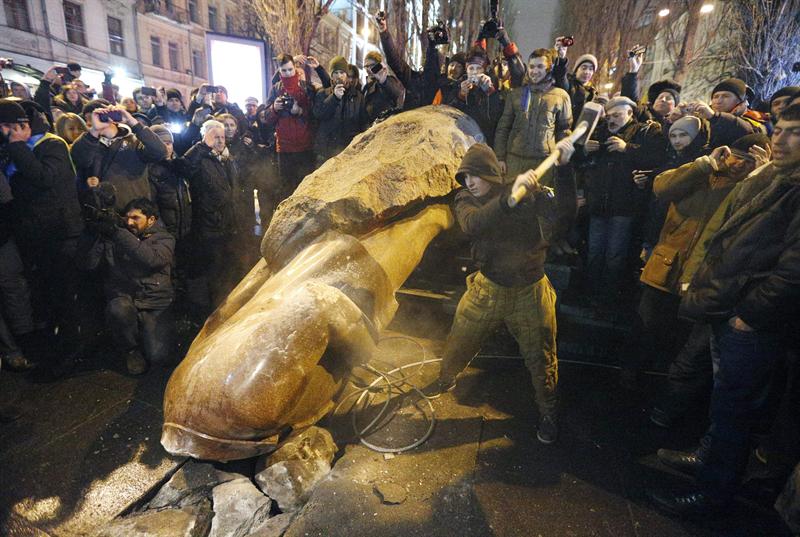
[1, 12, 799, 524]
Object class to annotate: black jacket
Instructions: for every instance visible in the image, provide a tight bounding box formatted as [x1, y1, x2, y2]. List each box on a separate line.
[680, 163, 800, 332]
[313, 86, 368, 162]
[446, 84, 504, 148]
[179, 142, 239, 238]
[148, 159, 192, 240]
[553, 58, 597, 129]
[707, 112, 759, 149]
[84, 224, 175, 310]
[5, 132, 84, 241]
[379, 29, 440, 110]
[453, 178, 559, 287]
[71, 123, 167, 211]
[579, 118, 668, 218]
[364, 75, 405, 123]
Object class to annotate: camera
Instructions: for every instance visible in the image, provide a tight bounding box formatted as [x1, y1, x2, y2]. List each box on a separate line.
[375, 10, 386, 24]
[83, 183, 125, 232]
[55, 66, 70, 76]
[140, 86, 157, 97]
[477, 0, 501, 40]
[98, 110, 124, 123]
[628, 44, 646, 58]
[559, 36, 575, 47]
[426, 19, 449, 46]
[277, 94, 295, 110]
[368, 62, 384, 75]
[0, 58, 13, 69]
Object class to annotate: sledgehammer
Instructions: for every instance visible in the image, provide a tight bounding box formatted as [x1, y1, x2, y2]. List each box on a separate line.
[508, 101, 604, 208]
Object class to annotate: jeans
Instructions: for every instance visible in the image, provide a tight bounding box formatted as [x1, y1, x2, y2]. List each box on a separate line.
[106, 296, 174, 365]
[587, 216, 634, 301]
[696, 321, 784, 502]
[656, 323, 713, 419]
[0, 239, 33, 336]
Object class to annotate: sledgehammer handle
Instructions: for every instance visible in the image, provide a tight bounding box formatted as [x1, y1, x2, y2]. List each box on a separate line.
[507, 122, 589, 208]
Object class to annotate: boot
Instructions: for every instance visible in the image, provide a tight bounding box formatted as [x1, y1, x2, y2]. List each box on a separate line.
[657, 448, 704, 476]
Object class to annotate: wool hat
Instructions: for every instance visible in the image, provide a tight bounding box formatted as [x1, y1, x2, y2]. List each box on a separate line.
[365, 51, 383, 64]
[455, 143, 506, 186]
[573, 53, 598, 73]
[450, 52, 466, 70]
[604, 95, 637, 112]
[0, 99, 30, 124]
[770, 86, 800, 105]
[166, 88, 183, 102]
[329, 55, 349, 74]
[150, 124, 174, 144]
[648, 79, 681, 105]
[244, 96, 259, 106]
[730, 133, 771, 158]
[465, 46, 490, 67]
[711, 78, 748, 101]
[669, 115, 701, 141]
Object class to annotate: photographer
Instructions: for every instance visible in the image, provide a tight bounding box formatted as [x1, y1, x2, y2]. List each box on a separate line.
[619, 48, 683, 130]
[553, 37, 597, 128]
[363, 51, 405, 123]
[150, 88, 194, 155]
[313, 56, 368, 167]
[264, 54, 316, 202]
[71, 104, 167, 212]
[0, 98, 84, 375]
[376, 11, 442, 109]
[188, 84, 247, 134]
[82, 198, 175, 375]
[445, 47, 503, 147]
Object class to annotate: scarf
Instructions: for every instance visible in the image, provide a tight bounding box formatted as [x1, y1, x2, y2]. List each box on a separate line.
[520, 77, 554, 119]
[281, 73, 300, 95]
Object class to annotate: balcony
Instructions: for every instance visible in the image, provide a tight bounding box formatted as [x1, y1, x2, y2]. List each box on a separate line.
[140, 0, 190, 25]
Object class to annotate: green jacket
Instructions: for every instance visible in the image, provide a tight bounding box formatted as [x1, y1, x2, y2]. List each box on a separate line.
[494, 82, 571, 161]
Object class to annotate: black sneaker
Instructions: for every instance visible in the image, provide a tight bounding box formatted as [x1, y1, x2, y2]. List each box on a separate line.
[657, 448, 704, 476]
[422, 377, 456, 399]
[647, 488, 725, 517]
[537, 415, 558, 444]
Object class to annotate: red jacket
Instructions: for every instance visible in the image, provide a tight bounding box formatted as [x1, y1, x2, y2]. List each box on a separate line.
[265, 75, 314, 153]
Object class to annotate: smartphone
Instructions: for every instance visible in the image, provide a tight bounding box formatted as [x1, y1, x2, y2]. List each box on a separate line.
[140, 86, 157, 97]
[369, 63, 383, 75]
[99, 110, 123, 122]
[206, 85, 219, 94]
[55, 66, 70, 76]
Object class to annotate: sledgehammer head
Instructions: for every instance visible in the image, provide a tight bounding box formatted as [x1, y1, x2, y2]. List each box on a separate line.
[573, 101, 604, 146]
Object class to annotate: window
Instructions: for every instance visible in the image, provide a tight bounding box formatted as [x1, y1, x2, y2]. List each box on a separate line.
[4, 0, 31, 31]
[168, 42, 179, 71]
[63, 1, 86, 46]
[107, 16, 124, 56]
[207, 5, 217, 31]
[226, 14, 233, 34]
[188, 0, 198, 23]
[192, 49, 205, 78]
[151, 36, 162, 67]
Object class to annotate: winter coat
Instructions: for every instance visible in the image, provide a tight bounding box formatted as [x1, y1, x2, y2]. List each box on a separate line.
[640, 155, 742, 295]
[364, 75, 405, 123]
[579, 118, 668, 218]
[379, 29, 441, 109]
[679, 162, 800, 332]
[453, 173, 561, 287]
[313, 86, 369, 162]
[148, 159, 192, 239]
[264, 76, 315, 153]
[5, 132, 84, 241]
[227, 135, 261, 233]
[494, 81, 572, 161]
[179, 142, 239, 238]
[446, 84, 504, 148]
[84, 224, 175, 310]
[708, 112, 759, 149]
[70, 123, 167, 211]
[552, 57, 596, 129]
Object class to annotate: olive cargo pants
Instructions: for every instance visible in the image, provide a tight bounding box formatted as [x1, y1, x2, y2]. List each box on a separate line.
[440, 271, 559, 416]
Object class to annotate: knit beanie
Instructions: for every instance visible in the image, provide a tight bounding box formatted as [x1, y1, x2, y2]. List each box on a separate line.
[450, 52, 466, 70]
[329, 55, 349, 74]
[150, 124, 174, 144]
[573, 53, 598, 73]
[669, 116, 701, 141]
[711, 78, 747, 101]
[770, 86, 800, 105]
[365, 51, 383, 64]
[455, 143, 506, 186]
[466, 46, 490, 67]
[604, 96, 637, 112]
[166, 88, 183, 102]
[647, 79, 681, 105]
[0, 99, 29, 124]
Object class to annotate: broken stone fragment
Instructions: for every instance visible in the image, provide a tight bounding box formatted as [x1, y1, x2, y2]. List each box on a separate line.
[208, 477, 272, 537]
[254, 427, 338, 512]
[93, 500, 213, 537]
[148, 461, 244, 509]
[246, 512, 295, 537]
[373, 482, 407, 505]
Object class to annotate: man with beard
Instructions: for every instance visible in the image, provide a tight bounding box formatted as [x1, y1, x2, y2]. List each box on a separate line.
[82, 197, 175, 375]
[581, 96, 667, 308]
[313, 55, 368, 167]
[649, 104, 800, 516]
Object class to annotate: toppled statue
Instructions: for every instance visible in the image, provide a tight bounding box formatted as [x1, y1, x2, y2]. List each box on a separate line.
[162, 106, 483, 461]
